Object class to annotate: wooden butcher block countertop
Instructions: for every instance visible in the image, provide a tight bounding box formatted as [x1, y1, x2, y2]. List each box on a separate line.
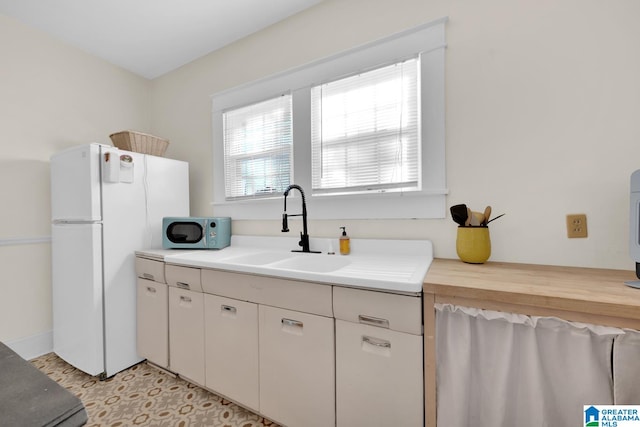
[423, 258, 640, 328]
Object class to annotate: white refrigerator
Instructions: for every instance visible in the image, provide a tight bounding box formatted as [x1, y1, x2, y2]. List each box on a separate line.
[51, 143, 189, 378]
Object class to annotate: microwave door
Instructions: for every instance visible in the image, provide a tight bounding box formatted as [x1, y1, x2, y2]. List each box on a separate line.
[166, 220, 206, 248]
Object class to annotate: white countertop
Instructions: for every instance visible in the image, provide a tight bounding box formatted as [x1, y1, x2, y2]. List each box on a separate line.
[137, 235, 432, 295]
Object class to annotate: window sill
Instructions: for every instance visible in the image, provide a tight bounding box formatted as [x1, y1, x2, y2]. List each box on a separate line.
[211, 189, 448, 220]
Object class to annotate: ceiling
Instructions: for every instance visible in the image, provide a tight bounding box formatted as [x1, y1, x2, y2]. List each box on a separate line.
[0, 0, 323, 79]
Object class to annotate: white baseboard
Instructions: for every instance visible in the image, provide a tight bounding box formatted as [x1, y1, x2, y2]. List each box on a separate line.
[5, 330, 53, 361]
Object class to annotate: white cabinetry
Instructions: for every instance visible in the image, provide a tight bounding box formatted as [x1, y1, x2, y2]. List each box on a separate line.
[135, 257, 169, 369]
[201, 269, 335, 427]
[204, 294, 259, 411]
[333, 287, 424, 427]
[167, 265, 205, 386]
[259, 305, 335, 427]
[137, 260, 424, 427]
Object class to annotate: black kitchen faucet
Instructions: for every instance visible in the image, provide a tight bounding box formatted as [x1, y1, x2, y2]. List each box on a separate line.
[281, 184, 319, 253]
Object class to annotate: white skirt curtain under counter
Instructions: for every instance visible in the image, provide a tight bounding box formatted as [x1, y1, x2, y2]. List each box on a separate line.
[613, 328, 640, 404]
[435, 304, 627, 427]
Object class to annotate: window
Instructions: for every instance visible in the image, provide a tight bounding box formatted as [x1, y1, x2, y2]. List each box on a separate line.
[311, 59, 419, 195]
[212, 18, 447, 219]
[223, 95, 292, 200]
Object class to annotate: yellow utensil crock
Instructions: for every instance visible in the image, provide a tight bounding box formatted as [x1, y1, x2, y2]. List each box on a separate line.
[456, 226, 491, 264]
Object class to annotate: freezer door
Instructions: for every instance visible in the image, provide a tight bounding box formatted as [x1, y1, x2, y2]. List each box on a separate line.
[52, 223, 104, 376]
[51, 144, 101, 221]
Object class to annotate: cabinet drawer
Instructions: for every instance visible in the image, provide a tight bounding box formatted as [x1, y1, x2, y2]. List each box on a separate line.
[201, 269, 332, 317]
[166, 264, 202, 292]
[135, 257, 165, 283]
[333, 286, 422, 335]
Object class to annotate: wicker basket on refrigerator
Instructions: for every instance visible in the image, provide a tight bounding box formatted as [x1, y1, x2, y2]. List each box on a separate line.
[109, 131, 169, 157]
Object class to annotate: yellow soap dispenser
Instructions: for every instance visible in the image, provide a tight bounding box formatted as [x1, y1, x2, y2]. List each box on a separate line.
[339, 227, 350, 255]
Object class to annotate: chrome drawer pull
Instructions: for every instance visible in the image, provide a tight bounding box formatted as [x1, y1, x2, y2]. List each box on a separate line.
[180, 296, 192, 303]
[142, 273, 155, 280]
[146, 286, 157, 293]
[363, 335, 391, 349]
[282, 318, 303, 328]
[221, 305, 236, 314]
[176, 282, 191, 290]
[358, 315, 390, 329]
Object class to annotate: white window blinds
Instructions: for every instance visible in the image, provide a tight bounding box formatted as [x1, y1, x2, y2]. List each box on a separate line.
[311, 58, 419, 195]
[223, 95, 292, 200]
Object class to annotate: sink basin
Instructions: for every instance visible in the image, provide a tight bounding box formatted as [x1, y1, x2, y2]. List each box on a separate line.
[223, 252, 292, 266]
[270, 255, 351, 273]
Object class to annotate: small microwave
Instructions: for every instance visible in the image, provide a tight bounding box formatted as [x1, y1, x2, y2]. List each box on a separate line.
[162, 217, 231, 249]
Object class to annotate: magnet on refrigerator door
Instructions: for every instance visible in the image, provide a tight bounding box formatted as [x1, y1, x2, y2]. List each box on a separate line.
[119, 155, 134, 183]
[102, 151, 120, 183]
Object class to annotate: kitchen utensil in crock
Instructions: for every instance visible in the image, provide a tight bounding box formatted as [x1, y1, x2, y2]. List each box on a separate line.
[450, 204, 468, 226]
[482, 206, 492, 226]
[469, 211, 485, 226]
[486, 213, 505, 224]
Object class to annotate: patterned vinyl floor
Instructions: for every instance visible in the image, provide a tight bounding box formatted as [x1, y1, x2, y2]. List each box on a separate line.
[30, 353, 280, 427]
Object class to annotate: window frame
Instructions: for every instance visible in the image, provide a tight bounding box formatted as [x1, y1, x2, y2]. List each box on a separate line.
[211, 18, 448, 220]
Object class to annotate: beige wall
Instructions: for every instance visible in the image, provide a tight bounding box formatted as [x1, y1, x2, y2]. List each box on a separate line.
[151, 0, 640, 270]
[0, 14, 151, 345]
[3, 0, 640, 349]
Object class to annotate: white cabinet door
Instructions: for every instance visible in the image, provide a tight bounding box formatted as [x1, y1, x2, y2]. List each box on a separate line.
[136, 279, 168, 368]
[204, 294, 259, 411]
[335, 320, 424, 427]
[259, 305, 335, 427]
[169, 287, 205, 385]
